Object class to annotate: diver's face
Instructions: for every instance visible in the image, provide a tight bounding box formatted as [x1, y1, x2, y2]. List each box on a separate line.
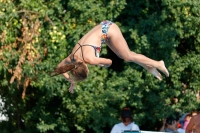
[68, 72, 76, 83]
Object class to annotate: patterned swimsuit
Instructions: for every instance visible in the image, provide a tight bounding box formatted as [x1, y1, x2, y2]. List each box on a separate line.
[100, 20, 113, 44]
[72, 20, 113, 61]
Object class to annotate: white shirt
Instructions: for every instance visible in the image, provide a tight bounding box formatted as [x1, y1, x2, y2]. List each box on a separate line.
[110, 122, 140, 133]
[177, 128, 185, 133]
[165, 128, 185, 133]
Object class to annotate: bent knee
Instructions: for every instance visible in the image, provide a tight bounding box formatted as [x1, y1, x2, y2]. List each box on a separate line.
[123, 57, 132, 62]
[121, 53, 133, 62]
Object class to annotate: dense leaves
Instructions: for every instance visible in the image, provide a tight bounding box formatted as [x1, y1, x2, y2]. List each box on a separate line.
[0, 0, 200, 132]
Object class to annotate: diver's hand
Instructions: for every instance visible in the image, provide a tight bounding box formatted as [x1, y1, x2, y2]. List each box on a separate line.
[69, 82, 75, 93]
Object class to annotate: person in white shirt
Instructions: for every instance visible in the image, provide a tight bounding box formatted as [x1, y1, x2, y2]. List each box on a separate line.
[111, 107, 140, 133]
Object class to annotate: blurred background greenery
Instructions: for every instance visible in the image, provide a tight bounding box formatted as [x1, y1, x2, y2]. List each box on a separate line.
[0, 0, 200, 132]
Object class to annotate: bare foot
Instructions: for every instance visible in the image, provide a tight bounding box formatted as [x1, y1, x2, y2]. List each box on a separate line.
[148, 67, 162, 81]
[158, 60, 169, 77]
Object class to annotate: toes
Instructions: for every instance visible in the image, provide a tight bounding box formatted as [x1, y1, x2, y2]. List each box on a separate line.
[149, 67, 163, 80]
[156, 75, 162, 81]
[163, 69, 169, 77]
[155, 72, 162, 81]
[160, 60, 169, 77]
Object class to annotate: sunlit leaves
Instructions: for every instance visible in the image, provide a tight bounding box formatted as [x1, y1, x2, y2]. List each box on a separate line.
[1, 0, 200, 132]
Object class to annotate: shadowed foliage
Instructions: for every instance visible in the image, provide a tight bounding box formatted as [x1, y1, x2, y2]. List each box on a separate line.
[0, 0, 200, 132]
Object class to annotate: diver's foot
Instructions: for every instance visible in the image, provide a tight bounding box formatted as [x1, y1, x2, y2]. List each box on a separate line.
[148, 67, 162, 81]
[158, 60, 169, 77]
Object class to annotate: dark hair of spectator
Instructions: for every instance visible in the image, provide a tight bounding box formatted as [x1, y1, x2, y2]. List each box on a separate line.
[121, 107, 133, 122]
[185, 113, 191, 118]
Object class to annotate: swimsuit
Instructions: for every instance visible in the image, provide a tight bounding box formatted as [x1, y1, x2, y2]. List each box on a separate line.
[72, 20, 113, 61]
[72, 43, 101, 61]
[100, 20, 113, 44]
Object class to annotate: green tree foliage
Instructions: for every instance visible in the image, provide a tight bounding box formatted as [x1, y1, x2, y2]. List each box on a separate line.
[0, 0, 200, 132]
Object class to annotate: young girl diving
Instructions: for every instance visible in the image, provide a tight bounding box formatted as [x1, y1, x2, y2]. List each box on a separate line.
[51, 20, 169, 93]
